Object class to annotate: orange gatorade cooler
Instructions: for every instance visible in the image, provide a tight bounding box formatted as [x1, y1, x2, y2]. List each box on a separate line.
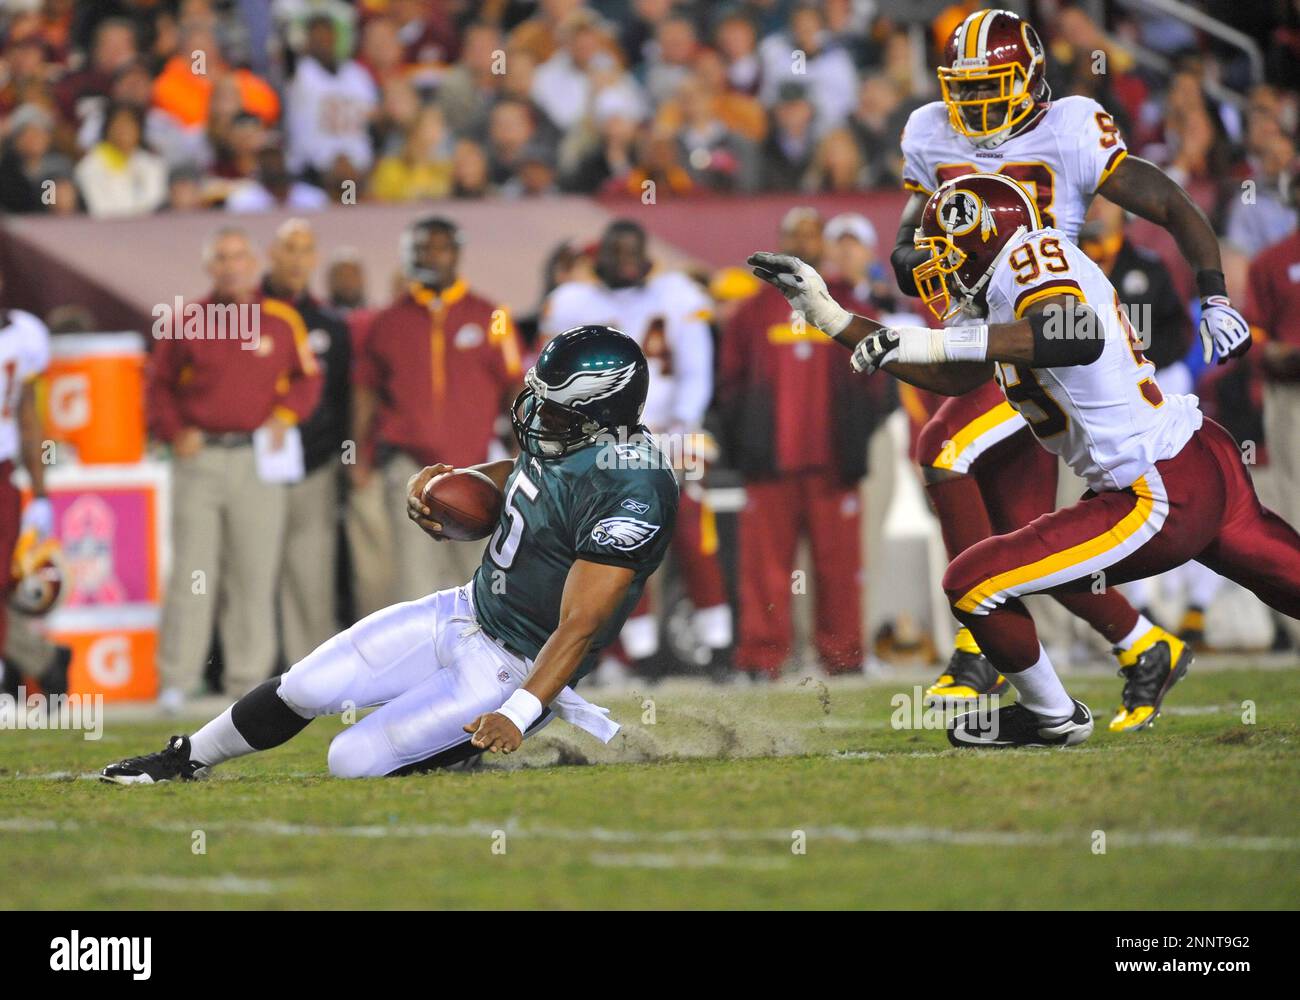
[44, 332, 147, 464]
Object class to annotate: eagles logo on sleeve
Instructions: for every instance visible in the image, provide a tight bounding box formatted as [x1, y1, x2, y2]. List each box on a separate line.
[591, 515, 661, 551]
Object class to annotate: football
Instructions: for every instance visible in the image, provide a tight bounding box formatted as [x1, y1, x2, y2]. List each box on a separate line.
[420, 468, 504, 540]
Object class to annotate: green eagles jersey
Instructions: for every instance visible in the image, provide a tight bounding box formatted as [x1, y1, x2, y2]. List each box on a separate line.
[471, 435, 679, 682]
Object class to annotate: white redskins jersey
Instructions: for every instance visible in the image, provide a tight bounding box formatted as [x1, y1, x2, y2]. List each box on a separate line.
[542, 271, 713, 432]
[985, 228, 1201, 492]
[901, 95, 1128, 242]
[0, 309, 51, 464]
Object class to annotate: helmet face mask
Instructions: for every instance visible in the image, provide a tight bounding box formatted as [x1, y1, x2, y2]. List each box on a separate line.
[510, 325, 649, 459]
[939, 13, 1047, 149]
[912, 175, 1041, 321]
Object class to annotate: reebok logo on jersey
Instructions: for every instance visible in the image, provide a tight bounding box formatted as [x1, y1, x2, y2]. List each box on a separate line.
[591, 516, 660, 551]
[620, 498, 650, 514]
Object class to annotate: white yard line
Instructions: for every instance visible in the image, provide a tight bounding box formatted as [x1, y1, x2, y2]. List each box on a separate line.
[103, 874, 281, 895]
[3, 815, 1294, 852]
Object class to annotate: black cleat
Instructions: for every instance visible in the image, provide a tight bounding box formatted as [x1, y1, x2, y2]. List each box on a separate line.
[100, 735, 206, 785]
[1109, 629, 1192, 733]
[948, 698, 1093, 748]
[924, 649, 1009, 706]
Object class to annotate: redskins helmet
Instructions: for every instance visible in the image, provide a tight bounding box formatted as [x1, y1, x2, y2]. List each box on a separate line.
[9, 528, 64, 616]
[913, 172, 1042, 321]
[939, 9, 1048, 147]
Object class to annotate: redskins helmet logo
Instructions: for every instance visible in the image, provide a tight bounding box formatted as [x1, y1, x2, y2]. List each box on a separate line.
[938, 188, 999, 243]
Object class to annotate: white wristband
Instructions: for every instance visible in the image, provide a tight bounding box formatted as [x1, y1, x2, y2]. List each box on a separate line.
[815, 302, 852, 338]
[942, 324, 989, 363]
[495, 688, 543, 734]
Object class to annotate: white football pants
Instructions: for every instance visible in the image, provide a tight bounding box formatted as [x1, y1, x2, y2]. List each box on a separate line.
[278, 585, 546, 777]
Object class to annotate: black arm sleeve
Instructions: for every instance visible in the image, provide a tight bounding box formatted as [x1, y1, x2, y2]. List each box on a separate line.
[891, 223, 929, 298]
[1029, 307, 1106, 366]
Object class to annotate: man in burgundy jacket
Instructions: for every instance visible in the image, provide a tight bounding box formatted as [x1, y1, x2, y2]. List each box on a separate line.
[351, 215, 523, 601]
[719, 207, 894, 678]
[148, 226, 321, 708]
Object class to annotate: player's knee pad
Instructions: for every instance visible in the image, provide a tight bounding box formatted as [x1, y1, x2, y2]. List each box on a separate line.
[916, 414, 956, 471]
[278, 634, 357, 718]
[326, 726, 390, 779]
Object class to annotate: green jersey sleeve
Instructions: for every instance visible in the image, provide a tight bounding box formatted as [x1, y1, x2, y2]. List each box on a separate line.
[572, 472, 677, 569]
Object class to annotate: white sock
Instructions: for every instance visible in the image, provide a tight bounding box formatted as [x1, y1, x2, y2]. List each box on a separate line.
[188, 706, 256, 769]
[1115, 614, 1156, 652]
[1009, 646, 1074, 722]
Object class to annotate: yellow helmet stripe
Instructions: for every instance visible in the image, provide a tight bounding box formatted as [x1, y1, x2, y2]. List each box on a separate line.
[963, 10, 990, 60]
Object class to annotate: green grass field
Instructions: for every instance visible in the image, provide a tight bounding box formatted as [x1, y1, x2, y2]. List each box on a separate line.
[3, 664, 1298, 909]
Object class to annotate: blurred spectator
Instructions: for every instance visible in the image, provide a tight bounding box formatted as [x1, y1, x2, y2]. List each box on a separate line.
[502, 142, 559, 197]
[350, 216, 523, 601]
[262, 219, 351, 666]
[148, 226, 321, 708]
[387, 0, 459, 67]
[371, 76, 421, 158]
[285, 14, 378, 178]
[370, 103, 453, 201]
[485, 96, 542, 186]
[713, 6, 761, 96]
[563, 86, 642, 192]
[672, 75, 757, 192]
[1224, 112, 1298, 256]
[435, 21, 503, 136]
[804, 127, 865, 193]
[760, 82, 816, 191]
[531, 9, 642, 133]
[226, 144, 328, 212]
[151, 19, 279, 129]
[644, 10, 698, 106]
[450, 137, 492, 197]
[166, 161, 207, 211]
[1081, 197, 1193, 375]
[0, 104, 72, 214]
[758, 2, 858, 127]
[846, 76, 912, 189]
[356, 15, 407, 90]
[508, 0, 587, 65]
[824, 212, 896, 312]
[74, 101, 167, 217]
[655, 47, 765, 143]
[54, 16, 139, 131]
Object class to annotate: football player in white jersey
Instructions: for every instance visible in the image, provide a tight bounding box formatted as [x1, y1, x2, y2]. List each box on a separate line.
[887, 8, 1249, 729]
[0, 303, 54, 692]
[749, 173, 1300, 747]
[542, 220, 732, 669]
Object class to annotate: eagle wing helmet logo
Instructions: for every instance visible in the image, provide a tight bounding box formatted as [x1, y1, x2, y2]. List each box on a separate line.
[532, 361, 640, 407]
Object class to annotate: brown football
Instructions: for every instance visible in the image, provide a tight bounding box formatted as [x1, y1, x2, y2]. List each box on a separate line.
[420, 469, 504, 541]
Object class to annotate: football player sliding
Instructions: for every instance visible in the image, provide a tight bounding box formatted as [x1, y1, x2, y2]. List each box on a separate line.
[885, 8, 1250, 731]
[749, 173, 1300, 748]
[101, 326, 678, 782]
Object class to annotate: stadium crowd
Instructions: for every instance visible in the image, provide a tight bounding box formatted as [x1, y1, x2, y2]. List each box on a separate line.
[4, 0, 1300, 699]
[0, 1, 1293, 214]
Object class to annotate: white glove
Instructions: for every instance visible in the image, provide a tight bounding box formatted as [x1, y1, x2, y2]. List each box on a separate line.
[747, 252, 851, 337]
[1199, 296, 1250, 364]
[850, 324, 986, 374]
[22, 496, 53, 538]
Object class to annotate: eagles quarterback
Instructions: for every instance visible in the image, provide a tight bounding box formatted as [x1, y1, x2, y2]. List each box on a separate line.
[101, 325, 678, 781]
[885, 8, 1250, 731]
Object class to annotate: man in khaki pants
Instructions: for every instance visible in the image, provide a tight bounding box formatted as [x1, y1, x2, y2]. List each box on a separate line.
[263, 220, 352, 664]
[148, 227, 322, 709]
[351, 215, 523, 602]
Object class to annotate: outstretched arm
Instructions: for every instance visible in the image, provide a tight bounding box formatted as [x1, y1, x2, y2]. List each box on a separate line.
[890, 193, 929, 298]
[464, 558, 635, 753]
[1099, 155, 1249, 364]
[747, 251, 993, 394]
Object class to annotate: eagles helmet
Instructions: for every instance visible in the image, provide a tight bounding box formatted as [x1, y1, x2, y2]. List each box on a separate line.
[512, 325, 649, 458]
